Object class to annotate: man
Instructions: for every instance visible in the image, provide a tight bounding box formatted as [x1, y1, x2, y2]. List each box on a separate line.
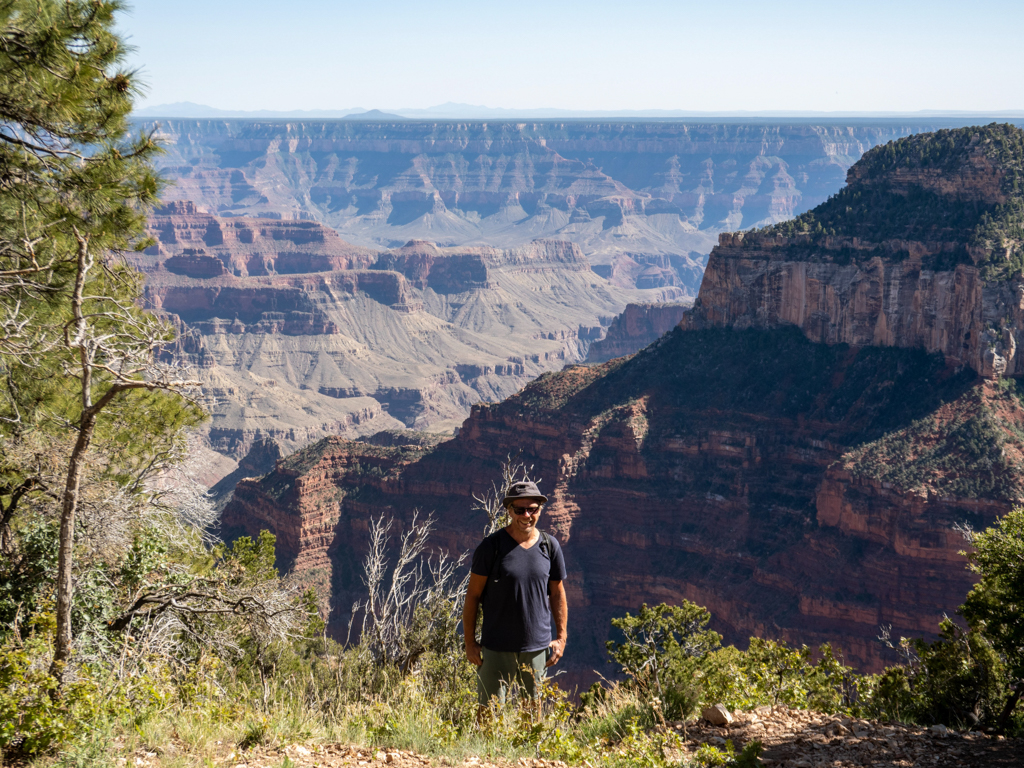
[463, 480, 568, 713]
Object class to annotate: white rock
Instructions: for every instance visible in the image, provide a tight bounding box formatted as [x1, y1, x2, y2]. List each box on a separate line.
[702, 703, 734, 726]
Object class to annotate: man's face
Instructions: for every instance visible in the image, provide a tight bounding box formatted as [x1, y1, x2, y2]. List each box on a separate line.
[509, 500, 542, 534]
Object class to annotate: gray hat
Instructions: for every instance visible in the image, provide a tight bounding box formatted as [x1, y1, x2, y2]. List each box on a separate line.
[503, 480, 548, 506]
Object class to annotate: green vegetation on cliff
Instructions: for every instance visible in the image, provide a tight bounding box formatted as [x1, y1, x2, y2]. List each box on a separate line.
[841, 384, 1024, 501]
[759, 124, 1024, 277]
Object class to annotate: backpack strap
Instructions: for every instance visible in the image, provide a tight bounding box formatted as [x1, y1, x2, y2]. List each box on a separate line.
[540, 532, 556, 565]
[540, 531, 555, 595]
[482, 530, 556, 598]
[480, 532, 503, 600]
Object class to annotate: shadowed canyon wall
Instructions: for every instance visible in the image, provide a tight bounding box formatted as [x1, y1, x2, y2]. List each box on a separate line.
[223, 329, 1022, 683]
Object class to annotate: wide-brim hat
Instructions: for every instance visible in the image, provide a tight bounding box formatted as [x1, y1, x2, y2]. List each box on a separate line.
[503, 480, 548, 505]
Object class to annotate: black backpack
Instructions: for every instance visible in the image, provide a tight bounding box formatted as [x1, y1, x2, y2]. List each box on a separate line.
[482, 530, 555, 598]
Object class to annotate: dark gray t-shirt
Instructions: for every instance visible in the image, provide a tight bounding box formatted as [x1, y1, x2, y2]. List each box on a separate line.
[471, 529, 567, 653]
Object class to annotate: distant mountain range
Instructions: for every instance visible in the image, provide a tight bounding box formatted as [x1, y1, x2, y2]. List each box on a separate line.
[132, 102, 407, 119]
[133, 101, 1024, 120]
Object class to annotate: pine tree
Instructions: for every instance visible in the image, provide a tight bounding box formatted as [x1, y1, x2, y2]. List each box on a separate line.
[0, 0, 202, 678]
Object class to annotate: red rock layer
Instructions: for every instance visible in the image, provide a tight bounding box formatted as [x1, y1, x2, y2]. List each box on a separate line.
[685, 232, 1024, 378]
[141, 200, 379, 277]
[222, 329, 1018, 678]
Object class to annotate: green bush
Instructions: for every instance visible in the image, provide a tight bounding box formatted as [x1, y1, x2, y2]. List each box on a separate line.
[607, 601, 721, 721]
[606, 602, 856, 721]
[858, 619, 1009, 731]
[0, 616, 105, 757]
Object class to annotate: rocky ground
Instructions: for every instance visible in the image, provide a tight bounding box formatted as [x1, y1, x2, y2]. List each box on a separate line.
[674, 705, 1023, 767]
[111, 707, 1023, 768]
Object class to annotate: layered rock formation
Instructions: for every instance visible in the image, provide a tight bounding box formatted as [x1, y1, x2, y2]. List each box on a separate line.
[224, 329, 1021, 680]
[141, 120, 965, 292]
[586, 302, 692, 362]
[140, 205, 669, 458]
[684, 124, 1024, 378]
[220, 125, 1024, 685]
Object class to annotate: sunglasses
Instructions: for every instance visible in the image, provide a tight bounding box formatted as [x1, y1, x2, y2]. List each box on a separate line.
[509, 504, 542, 516]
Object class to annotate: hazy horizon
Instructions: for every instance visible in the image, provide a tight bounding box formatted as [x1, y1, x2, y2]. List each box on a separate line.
[133, 101, 1024, 120]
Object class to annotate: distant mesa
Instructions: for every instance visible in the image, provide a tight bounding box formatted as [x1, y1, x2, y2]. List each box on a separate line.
[140, 119, 959, 295]
[341, 109, 407, 121]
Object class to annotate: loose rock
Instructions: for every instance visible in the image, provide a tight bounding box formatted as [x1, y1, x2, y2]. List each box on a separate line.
[702, 703, 734, 726]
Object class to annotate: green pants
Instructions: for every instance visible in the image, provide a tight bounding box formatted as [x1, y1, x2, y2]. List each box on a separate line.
[477, 647, 547, 706]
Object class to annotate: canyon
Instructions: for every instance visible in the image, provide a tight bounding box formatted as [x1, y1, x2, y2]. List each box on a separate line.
[221, 125, 1024, 685]
[138, 120, 984, 468]
[141, 119, 965, 294]
[137, 201, 671, 460]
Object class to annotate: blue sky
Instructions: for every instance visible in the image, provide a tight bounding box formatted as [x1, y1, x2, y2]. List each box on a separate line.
[120, 0, 1024, 113]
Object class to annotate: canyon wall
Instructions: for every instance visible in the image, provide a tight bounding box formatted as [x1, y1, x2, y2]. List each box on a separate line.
[223, 328, 1021, 684]
[140, 120, 963, 293]
[586, 302, 692, 362]
[140, 204, 672, 459]
[684, 234, 1024, 379]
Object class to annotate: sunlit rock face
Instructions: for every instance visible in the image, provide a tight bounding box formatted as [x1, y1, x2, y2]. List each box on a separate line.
[138, 204, 670, 460]
[685, 124, 1024, 379]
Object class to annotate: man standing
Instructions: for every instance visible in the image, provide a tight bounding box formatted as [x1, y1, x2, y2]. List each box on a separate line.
[463, 480, 568, 712]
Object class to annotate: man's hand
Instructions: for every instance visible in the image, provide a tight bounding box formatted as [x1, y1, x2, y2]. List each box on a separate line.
[546, 637, 566, 667]
[465, 640, 483, 667]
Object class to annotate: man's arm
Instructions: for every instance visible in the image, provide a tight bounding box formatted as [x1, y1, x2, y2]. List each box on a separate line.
[463, 572, 488, 667]
[547, 579, 567, 667]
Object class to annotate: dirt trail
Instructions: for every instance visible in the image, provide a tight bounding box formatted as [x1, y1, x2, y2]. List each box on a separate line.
[674, 705, 1023, 767]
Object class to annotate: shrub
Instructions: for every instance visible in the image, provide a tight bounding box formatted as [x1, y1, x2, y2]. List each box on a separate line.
[858, 619, 1009, 731]
[607, 601, 721, 721]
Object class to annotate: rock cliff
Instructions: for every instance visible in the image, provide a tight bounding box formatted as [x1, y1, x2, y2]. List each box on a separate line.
[141, 120, 966, 292]
[684, 124, 1024, 378]
[586, 302, 692, 362]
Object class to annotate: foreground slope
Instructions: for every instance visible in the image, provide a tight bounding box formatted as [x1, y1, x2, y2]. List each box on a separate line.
[222, 125, 1024, 681]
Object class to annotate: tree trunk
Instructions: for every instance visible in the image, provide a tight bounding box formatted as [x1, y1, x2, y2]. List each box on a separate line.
[997, 682, 1022, 735]
[1, 478, 39, 555]
[50, 416, 97, 678]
